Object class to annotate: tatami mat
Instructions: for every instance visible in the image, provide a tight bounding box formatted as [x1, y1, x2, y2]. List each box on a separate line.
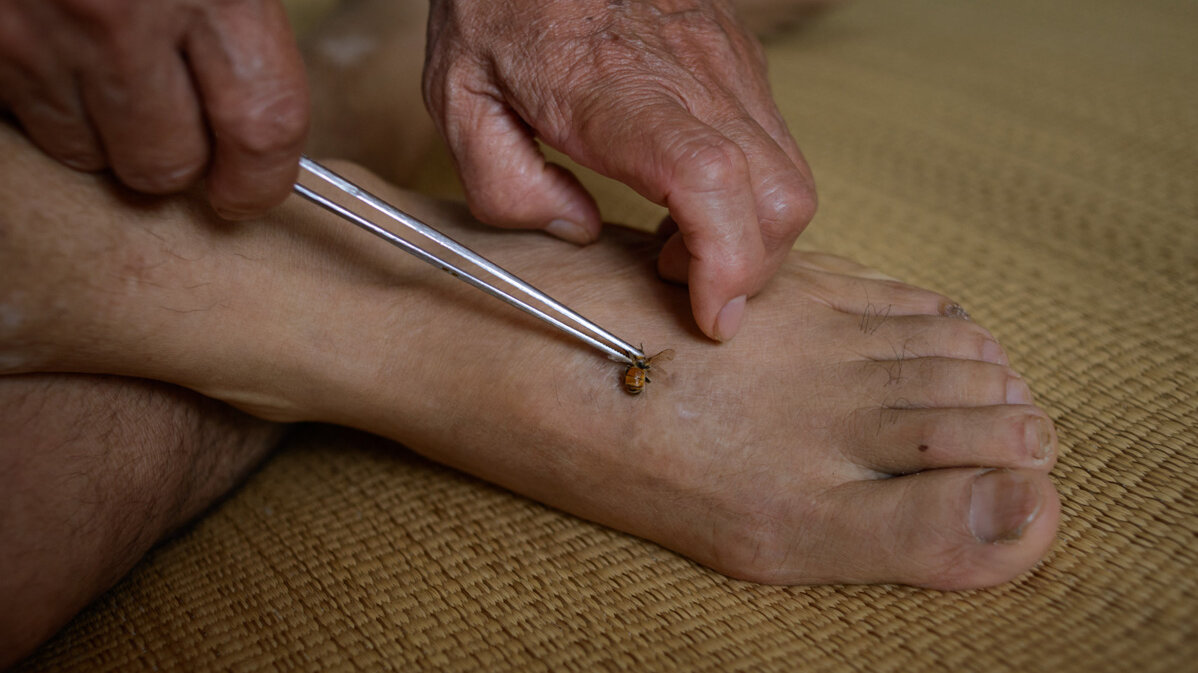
[20, 0, 1196, 670]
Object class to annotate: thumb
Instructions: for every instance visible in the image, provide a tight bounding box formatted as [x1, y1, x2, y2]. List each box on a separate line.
[443, 94, 601, 244]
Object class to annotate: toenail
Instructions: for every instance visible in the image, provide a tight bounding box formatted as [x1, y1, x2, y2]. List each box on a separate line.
[1026, 417, 1054, 461]
[1006, 375, 1033, 405]
[982, 339, 1007, 365]
[943, 303, 971, 320]
[969, 470, 1042, 543]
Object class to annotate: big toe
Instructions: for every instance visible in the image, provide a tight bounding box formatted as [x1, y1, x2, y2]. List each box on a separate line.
[734, 468, 1060, 589]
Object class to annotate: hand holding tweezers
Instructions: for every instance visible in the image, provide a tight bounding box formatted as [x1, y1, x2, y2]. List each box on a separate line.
[293, 156, 646, 366]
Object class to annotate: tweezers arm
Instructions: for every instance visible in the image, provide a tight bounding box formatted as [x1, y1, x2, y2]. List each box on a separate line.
[293, 156, 645, 365]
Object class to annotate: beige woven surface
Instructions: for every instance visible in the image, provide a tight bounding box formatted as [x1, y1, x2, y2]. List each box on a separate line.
[21, 0, 1197, 670]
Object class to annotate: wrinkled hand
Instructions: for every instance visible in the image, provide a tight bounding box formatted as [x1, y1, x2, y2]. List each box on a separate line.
[0, 0, 308, 217]
[425, 0, 817, 341]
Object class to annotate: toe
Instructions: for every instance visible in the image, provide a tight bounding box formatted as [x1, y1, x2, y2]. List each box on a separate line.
[844, 357, 1034, 409]
[810, 468, 1060, 589]
[792, 268, 969, 320]
[793, 251, 898, 280]
[845, 405, 1058, 475]
[846, 314, 1008, 365]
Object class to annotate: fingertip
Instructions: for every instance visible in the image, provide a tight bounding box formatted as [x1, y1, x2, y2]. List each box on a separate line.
[186, 0, 309, 220]
[689, 235, 765, 342]
[118, 155, 208, 195]
[56, 151, 107, 173]
[209, 202, 259, 221]
[208, 193, 289, 220]
[544, 218, 599, 245]
[207, 160, 298, 220]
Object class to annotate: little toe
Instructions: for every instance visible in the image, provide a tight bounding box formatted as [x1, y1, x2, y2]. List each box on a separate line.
[846, 405, 1057, 475]
[805, 468, 1060, 589]
[846, 357, 1034, 409]
[848, 314, 1008, 365]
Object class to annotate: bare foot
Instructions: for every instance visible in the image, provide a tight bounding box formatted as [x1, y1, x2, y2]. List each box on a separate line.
[1, 127, 1059, 589]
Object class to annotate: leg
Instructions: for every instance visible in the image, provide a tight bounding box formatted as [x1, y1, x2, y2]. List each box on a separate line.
[0, 121, 1059, 591]
[0, 374, 283, 668]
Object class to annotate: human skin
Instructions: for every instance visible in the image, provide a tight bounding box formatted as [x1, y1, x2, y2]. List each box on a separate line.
[0, 0, 309, 216]
[1, 1, 1054, 664]
[0, 118, 1060, 635]
[0, 0, 815, 341]
[425, 0, 817, 340]
[0, 375, 283, 666]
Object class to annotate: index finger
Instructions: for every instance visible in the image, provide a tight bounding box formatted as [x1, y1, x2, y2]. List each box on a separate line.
[185, 0, 308, 218]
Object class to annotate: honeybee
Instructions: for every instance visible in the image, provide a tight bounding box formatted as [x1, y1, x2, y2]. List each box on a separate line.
[623, 348, 675, 395]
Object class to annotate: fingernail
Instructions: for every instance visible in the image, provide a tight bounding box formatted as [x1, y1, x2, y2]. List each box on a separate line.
[1025, 417, 1054, 461]
[714, 295, 747, 342]
[969, 470, 1042, 543]
[61, 155, 104, 172]
[545, 219, 593, 245]
[212, 200, 259, 221]
[1006, 375, 1033, 405]
[214, 206, 254, 221]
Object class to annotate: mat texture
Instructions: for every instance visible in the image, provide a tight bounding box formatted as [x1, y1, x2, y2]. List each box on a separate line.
[20, 0, 1197, 670]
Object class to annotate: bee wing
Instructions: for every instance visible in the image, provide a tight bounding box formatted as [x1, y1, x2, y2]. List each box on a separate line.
[648, 349, 675, 365]
[644, 349, 675, 386]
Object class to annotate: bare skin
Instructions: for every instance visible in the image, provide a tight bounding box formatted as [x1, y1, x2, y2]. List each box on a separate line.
[0, 375, 283, 664]
[0, 121, 1059, 595]
[1, 0, 1055, 665]
[0, 0, 828, 340]
[0, 0, 309, 215]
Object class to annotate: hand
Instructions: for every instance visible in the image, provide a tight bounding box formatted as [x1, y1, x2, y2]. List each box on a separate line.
[0, 0, 309, 217]
[424, 0, 817, 341]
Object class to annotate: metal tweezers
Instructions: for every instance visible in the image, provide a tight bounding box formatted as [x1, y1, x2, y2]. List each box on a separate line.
[293, 156, 645, 365]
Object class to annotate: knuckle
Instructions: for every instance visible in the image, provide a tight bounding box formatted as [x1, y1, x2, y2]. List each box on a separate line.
[933, 320, 1003, 365]
[916, 539, 982, 588]
[758, 170, 818, 242]
[659, 7, 729, 49]
[967, 326, 1002, 360]
[216, 88, 308, 159]
[991, 363, 1018, 399]
[464, 176, 538, 228]
[670, 136, 749, 193]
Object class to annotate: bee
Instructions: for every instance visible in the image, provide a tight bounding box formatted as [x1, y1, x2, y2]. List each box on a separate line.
[623, 348, 675, 395]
